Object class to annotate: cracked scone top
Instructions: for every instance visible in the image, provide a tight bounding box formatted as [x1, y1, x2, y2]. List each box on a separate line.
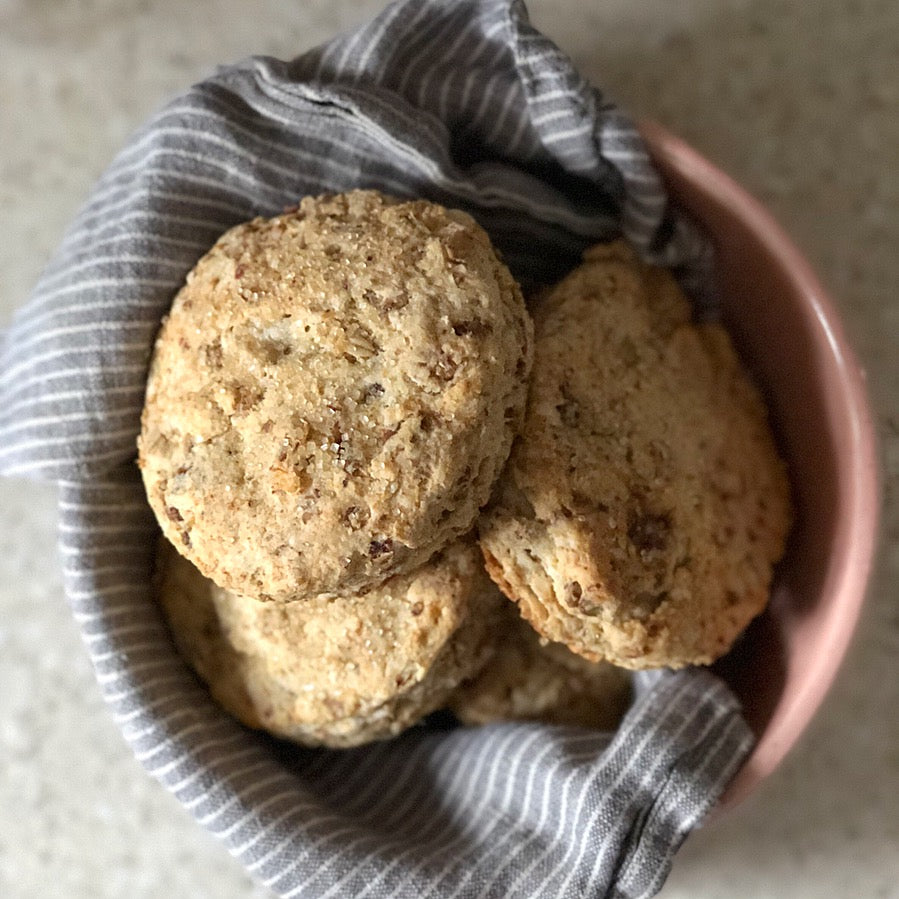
[154, 536, 502, 748]
[479, 242, 791, 669]
[139, 191, 533, 600]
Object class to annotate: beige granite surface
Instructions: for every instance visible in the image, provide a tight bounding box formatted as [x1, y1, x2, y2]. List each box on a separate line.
[1, 0, 896, 896]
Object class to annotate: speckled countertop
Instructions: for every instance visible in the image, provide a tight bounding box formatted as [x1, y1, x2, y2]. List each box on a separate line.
[1, 1, 897, 897]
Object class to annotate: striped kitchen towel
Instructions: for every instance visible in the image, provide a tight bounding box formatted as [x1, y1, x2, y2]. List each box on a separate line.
[0, 1, 750, 896]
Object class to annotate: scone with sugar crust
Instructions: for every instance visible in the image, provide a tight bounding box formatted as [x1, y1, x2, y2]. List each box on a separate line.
[154, 536, 502, 748]
[479, 242, 791, 669]
[450, 604, 631, 730]
[139, 190, 532, 601]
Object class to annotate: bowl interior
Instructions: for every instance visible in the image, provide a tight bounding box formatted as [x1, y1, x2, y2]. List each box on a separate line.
[640, 122, 879, 809]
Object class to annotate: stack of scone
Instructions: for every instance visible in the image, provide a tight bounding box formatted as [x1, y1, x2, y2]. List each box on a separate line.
[139, 190, 790, 748]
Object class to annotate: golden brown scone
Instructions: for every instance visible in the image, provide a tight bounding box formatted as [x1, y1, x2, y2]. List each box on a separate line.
[139, 190, 533, 601]
[479, 241, 791, 669]
[449, 605, 631, 730]
[154, 537, 503, 748]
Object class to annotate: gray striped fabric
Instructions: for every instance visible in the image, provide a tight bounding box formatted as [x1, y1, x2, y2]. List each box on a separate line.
[0, 1, 749, 896]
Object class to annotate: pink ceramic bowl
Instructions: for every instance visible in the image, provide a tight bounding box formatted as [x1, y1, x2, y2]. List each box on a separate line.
[639, 122, 879, 809]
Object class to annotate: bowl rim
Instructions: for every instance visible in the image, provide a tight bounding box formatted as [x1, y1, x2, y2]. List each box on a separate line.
[639, 120, 881, 810]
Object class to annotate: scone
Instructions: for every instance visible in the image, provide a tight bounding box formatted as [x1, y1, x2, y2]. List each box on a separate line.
[154, 536, 502, 748]
[139, 190, 533, 601]
[479, 241, 791, 669]
[450, 605, 631, 730]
